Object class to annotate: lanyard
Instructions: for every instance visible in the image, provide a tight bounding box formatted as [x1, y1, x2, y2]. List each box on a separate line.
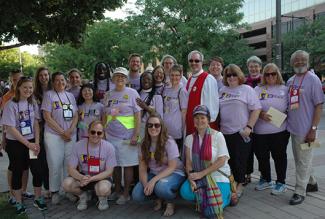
[17, 101, 31, 121]
[84, 102, 94, 116]
[55, 91, 71, 106]
[290, 72, 307, 93]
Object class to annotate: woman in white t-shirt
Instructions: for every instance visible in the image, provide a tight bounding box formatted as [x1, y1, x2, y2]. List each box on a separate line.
[180, 105, 231, 219]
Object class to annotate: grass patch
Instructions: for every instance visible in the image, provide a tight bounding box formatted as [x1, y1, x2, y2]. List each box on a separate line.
[0, 192, 28, 219]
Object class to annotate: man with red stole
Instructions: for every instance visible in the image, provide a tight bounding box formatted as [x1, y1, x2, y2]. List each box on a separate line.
[186, 50, 219, 136]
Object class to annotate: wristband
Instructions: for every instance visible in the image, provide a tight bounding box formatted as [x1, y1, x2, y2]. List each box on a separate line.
[246, 125, 253, 130]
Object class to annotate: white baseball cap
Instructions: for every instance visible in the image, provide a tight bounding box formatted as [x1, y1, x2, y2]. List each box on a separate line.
[112, 67, 129, 78]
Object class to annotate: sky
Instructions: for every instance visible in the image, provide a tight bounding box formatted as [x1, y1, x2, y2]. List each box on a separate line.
[21, 0, 136, 55]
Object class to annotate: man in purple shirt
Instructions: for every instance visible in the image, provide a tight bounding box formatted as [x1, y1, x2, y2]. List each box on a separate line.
[287, 50, 324, 205]
[128, 53, 142, 91]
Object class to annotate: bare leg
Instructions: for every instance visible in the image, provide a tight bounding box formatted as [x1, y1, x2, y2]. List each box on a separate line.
[62, 177, 83, 196]
[113, 167, 122, 194]
[122, 166, 134, 198]
[12, 189, 22, 203]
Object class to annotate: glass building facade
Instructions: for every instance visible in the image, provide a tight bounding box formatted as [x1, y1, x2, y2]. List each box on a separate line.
[241, 0, 325, 24]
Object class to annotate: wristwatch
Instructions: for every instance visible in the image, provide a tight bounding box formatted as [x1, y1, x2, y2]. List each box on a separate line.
[311, 126, 317, 130]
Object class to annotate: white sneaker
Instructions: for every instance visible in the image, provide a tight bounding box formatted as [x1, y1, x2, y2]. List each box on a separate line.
[77, 192, 88, 211]
[107, 192, 119, 201]
[116, 195, 130, 205]
[51, 193, 61, 205]
[97, 197, 109, 211]
[66, 193, 78, 202]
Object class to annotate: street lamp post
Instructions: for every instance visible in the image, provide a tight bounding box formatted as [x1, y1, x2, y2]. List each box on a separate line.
[275, 0, 282, 70]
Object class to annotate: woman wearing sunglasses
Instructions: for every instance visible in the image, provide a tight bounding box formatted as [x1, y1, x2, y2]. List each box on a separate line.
[41, 72, 79, 205]
[132, 113, 184, 217]
[63, 120, 116, 211]
[103, 67, 141, 205]
[253, 63, 290, 194]
[77, 84, 104, 140]
[1, 77, 47, 214]
[219, 64, 261, 197]
[180, 105, 231, 219]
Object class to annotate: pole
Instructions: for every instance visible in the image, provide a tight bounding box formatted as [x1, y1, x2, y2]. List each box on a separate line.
[275, 0, 282, 70]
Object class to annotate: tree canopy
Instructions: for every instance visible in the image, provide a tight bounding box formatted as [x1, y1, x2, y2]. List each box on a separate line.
[281, 16, 325, 74]
[0, 0, 125, 50]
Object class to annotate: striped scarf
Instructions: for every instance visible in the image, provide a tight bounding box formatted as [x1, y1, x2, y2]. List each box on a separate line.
[192, 128, 223, 219]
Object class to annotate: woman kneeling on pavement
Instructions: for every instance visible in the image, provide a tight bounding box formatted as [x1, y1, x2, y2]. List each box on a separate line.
[63, 120, 116, 211]
[132, 113, 185, 217]
[180, 105, 231, 219]
[1, 77, 47, 214]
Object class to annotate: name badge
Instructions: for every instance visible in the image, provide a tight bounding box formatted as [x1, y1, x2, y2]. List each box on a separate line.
[62, 104, 73, 120]
[290, 87, 300, 110]
[20, 120, 32, 136]
[88, 157, 100, 175]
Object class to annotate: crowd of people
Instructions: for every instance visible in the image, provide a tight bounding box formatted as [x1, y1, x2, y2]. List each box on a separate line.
[0, 49, 323, 218]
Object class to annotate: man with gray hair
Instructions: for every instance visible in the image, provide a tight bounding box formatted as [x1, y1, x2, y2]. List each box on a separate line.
[161, 54, 187, 87]
[286, 50, 324, 205]
[185, 50, 219, 135]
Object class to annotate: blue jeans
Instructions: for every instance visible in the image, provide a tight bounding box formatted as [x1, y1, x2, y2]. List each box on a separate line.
[132, 172, 185, 201]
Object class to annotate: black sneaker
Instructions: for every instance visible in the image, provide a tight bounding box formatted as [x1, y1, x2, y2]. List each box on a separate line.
[289, 193, 305, 205]
[34, 197, 48, 211]
[306, 183, 318, 192]
[15, 202, 27, 215]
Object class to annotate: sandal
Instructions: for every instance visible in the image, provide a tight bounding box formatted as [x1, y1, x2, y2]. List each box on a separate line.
[163, 203, 175, 217]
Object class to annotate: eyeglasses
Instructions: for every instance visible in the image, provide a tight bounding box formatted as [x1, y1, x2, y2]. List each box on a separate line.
[189, 59, 201, 63]
[226, 73, 238, 78]
[264, 72, 277, 77]
[147, 123, 161, 129]
[90, 130, 103, 136]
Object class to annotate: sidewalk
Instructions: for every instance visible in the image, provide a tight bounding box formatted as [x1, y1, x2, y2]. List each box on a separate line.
[1, 110, 325, 218]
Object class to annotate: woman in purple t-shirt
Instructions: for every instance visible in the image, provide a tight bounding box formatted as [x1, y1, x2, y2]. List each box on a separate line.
[67, 68, 82, 101]
[41, 72, 79, 205]
[93, 62, 115, 102]
[253, 63, 290, 194]
[132, 113, 185, 217]
[34, 67, 51, 198]
[219, 64, 261, 197]
[152, 65, 165, 95]
[136, 71, 164, 138]
[77, 84, 104, 140]
[1, 77, 47, 214]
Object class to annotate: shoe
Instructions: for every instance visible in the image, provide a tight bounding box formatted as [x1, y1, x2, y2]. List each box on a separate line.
[108, 192, 119, 201]
[34, 197, 48, 211]
[237, 190, 244, 198]
[116, 195, 130, 205]
[51, 192, 60, 205]
[8, 196, 16, 205]
[44, 190, 51, 199]
[22, 191, 34, 199]
[66, 193, 78, 202]
[271, 182, 287, 195]
[306, 183, 318, 192]
[243, 175, 251, 186]
[255, 179, 274, 191]
[15, 202, 27, 215]
[77, 192, 88, 211]
[289, 193, 305, 205]
[97, 197, 109, 211]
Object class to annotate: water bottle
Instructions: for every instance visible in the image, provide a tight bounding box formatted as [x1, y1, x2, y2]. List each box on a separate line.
[239, 129, 251, 143]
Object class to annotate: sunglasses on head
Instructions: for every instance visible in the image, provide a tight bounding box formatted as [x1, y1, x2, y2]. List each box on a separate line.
[147, 123, 161, 129]
[189, 59, 201, 63]
[264, 72, 277, 77]
[226, 73, 238, 78]
[90, 130, 103, 136]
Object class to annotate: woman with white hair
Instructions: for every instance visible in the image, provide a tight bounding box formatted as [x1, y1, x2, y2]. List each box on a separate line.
[161, 54, 187, 88]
